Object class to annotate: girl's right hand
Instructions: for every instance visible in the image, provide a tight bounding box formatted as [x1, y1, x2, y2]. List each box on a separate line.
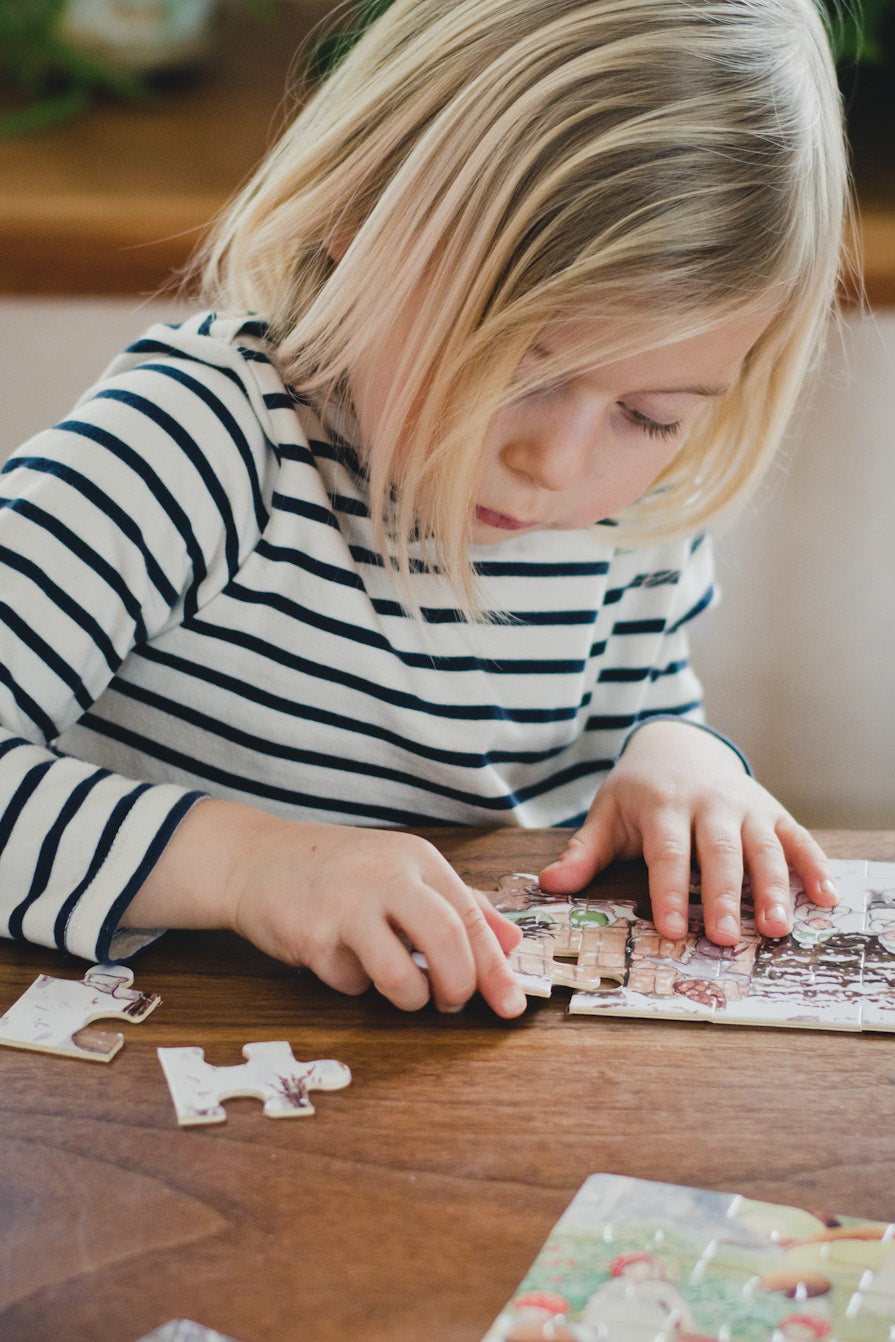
[123, 800, 528, 1019]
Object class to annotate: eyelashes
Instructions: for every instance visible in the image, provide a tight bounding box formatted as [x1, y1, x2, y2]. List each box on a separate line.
[619, 404, 682, 441]
[512, 379, 684, 443]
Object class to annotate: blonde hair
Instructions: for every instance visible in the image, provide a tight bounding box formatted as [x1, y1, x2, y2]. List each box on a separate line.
[199, 0, 849, 610]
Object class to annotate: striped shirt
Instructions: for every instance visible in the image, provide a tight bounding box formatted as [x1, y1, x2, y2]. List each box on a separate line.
[0, 312, 716, 961]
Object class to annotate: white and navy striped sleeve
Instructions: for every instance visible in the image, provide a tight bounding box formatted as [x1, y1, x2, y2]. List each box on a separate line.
[0, 316, 272, 959]
[632, 531, 716, 728]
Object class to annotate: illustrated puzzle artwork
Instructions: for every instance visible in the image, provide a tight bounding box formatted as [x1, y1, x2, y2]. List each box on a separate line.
[0, 962, 160, 1061]
[482, 859, 895, 1031]
[157, 1041, 352, 1125]
[482, 1173, 895, 1342]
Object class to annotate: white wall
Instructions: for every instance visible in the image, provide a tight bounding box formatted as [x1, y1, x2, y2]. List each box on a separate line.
[2, 298, 893, 829]
[691, 310, 895, 829]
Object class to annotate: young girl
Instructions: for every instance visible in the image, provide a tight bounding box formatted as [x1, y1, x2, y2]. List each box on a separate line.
[0, 0, 848, 1018]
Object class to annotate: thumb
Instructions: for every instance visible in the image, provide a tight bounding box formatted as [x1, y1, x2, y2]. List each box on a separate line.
[539, 795, 624, 894]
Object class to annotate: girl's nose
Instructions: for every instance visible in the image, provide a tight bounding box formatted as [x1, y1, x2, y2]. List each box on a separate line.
[501, 404, 600, 493]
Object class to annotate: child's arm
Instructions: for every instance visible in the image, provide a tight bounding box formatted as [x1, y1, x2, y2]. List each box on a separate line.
[121, 799, 527, 1017]
[539, 717, 838, 944]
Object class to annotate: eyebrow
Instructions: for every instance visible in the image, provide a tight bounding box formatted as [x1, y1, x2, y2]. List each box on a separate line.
[640, 384, 732, 398]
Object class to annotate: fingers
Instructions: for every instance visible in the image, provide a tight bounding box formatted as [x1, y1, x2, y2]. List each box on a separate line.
[694, 811, 837, 945]
[739, 816, 794, 939]
[474, 889, 525, 955]
[539, 796, 626, 894]
[410, 889, 527, 1019]
[640, 809, 694, 942]
[775, 818, 838, 907]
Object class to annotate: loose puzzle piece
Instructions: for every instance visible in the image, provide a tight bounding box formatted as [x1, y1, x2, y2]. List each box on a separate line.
[482, 1173, 895, 1341]
[0, 962, 160, 1062]
[157, 1041, 351, 1126]
[480, 860, 895, 1033]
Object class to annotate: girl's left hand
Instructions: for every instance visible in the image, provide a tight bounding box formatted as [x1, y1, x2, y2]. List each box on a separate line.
[539, 718, 838, 944]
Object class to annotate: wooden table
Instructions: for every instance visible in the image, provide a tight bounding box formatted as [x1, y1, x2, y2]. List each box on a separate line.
[0, 828, 892, 1342]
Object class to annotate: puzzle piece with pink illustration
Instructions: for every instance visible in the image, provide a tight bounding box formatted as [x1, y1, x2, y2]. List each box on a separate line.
[156, 1041, 352, 1125]
[482, 1172, 895, 1341]
[477, 858, 895, 1031]
[0, 964, 352, 1127]
[0, 962, 161, 1061]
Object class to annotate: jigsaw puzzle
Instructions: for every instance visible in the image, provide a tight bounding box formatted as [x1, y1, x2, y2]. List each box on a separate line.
[0, 962, 160, 1061]
[482, 1172, 895, 1341]
[157, 1041, 351, 1125]
[480, 859, 895, 1032]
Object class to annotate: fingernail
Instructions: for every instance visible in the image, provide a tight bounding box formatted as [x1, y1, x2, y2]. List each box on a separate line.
[665, 912, 687, 937]
[438, 1002, 465, 1014]
[501, 985, 528, 1016]
[718, 915, 739, 939]
[820, 878, 838, 903]
[768, 903, 790, 928]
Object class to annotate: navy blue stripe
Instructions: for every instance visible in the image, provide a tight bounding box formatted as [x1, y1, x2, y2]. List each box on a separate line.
[612, 618, 666, 636]
[54, 415, 208, 621]
[0, 601, 93, 713]
[651, 659, 689, 680]
[133, 645, 574, 769]
[0, 544, 120, 673]
[76, 715, 461, 826]
[474, 559, 611, 578]
[80, 706, 613, 822]
[96, 790, 205, 960]
[53, 782, 153, 948]
[585, 702, 701, 732]
[133, 364, 275, 524]
[256, 535, 366, 592]
[368, 597, 600, 628]
[185, 615, 585, 722]
[604, 569, 682, 605]
[107, 677, 602, 810]
[1, 760, 54, 890]
[87, 385, 243, 579]
[9, 454, 179, 609]
[8, 770, 109, 940]
[597, 666, 651, 684]
[273, 493, 341, 530]
[669, 584, 714, 633]
[224, 582, 589, 678]
[0, 660, 59, 740]
[0, 497, 148, 646]
[640, 700, 702, 718]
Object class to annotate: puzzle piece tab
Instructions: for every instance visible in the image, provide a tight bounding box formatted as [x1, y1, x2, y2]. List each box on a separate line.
[0, 963, 160, 1062]
[157, 1042, 351, 1126]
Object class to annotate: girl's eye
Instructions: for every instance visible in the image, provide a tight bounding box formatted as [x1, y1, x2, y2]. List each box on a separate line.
[620, 404, 682, 441]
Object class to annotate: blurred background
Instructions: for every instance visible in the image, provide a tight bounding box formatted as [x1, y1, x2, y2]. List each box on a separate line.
[1, 0, 893, 829]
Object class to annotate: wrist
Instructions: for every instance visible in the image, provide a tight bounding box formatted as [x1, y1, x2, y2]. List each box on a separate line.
[121, 797, 278, 932]
[619, 716, 752, 776]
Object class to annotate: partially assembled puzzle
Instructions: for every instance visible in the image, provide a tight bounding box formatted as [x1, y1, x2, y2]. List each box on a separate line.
[482, 1172, 895, 1341]
[481, 858, 895, 1031]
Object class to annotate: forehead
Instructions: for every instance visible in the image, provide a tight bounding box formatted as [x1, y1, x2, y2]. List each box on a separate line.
[530, 308, 773, 386]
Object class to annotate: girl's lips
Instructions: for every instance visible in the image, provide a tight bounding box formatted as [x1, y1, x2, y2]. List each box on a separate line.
[475, 506, 534, 531]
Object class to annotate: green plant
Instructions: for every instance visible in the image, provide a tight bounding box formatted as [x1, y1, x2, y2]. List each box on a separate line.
[0, 0, 275, 137]
[823, 0, 895, 64]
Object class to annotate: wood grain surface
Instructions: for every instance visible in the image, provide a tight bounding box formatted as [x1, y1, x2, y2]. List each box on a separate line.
[0, 828, 892, 1341]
